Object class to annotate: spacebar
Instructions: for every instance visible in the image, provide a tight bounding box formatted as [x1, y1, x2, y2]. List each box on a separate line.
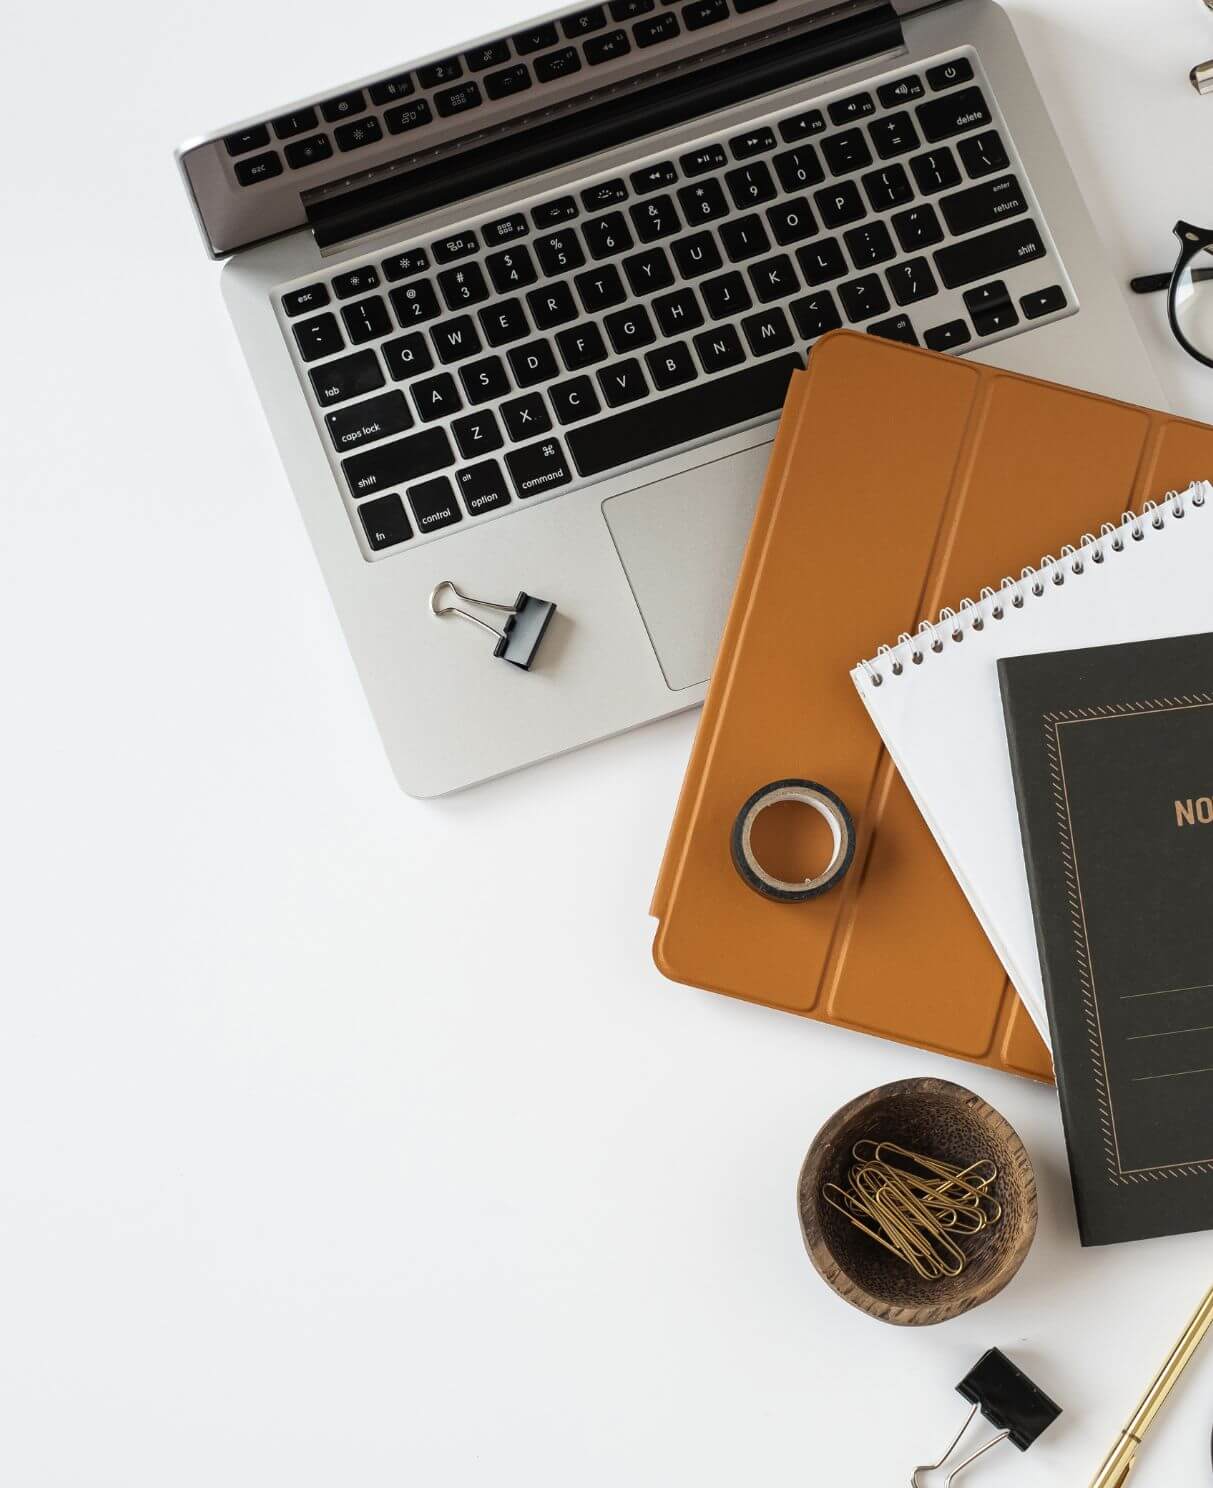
[567, 355, 801, 478]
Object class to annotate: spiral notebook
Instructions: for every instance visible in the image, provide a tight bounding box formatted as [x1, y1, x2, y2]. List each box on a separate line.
[851, 482, 1213, 1047]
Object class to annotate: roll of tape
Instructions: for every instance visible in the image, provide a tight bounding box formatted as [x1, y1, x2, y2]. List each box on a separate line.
[731, 779, 856, 903]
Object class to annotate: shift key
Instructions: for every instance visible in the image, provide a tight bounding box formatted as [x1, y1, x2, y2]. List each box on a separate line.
[343, 427, 453, 497]
[934, 218, 1045, 288]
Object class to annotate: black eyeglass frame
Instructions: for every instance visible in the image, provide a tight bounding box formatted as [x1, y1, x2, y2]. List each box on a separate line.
[1129, 220, 1213, 370]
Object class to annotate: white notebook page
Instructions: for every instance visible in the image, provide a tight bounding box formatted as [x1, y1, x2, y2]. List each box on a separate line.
[851, 482, 1213, 1047]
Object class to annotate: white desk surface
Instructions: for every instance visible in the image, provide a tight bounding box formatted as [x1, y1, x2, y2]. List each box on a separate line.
[4, 1, 1212, 1482]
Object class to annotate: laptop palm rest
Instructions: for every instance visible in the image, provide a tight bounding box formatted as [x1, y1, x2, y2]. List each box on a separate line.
[601, 439, 774, 692]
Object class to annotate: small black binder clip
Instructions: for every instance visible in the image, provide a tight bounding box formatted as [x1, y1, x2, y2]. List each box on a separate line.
[429, 580, 556, 671]
[911, 1349, 1061, 1486]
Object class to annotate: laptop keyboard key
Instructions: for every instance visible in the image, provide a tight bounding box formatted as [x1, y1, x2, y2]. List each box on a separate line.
[911, 147, 961, 194]
[409, 476, 463, 532]
[391, 281, 441, 326]
[934, 218, 1045, 288]
[868, 313, 918, 345]
[623, 247, 675, 296]
[487, 245, 538, 293]
[815, 182, 865, 229]
[485, 64, 533, 101]
[384, 100, 433, 135]
[343, 427, 454, 496]
[460, 355, 511, 404]
[284, 135, 332, 170]
[509, 339, 560, 386]
[457, 460, 512, 515]
[359, 493, 412, 550]
[741, 307, 794, 355]
[417, 58, 463, 87]
[326, 390, 413, 453]
[576, 264, 628, 313]
[438, 263, 490, 309]
[483, 214, 530, 247]
[958, 129, 1010, 179]
[582, 179, 629, 212]
[536, 230, 587, 276]
[582, 212, 634, 259]
[335, 116, 384, 151]
[551, 376, 602, 424]
[679, 180, 730, 225]
[843, 221, 895, 269]
[797, 238, 847, 285]
[513, 23, 559, 53]
[681, 144, 728, 177]
[693, 324, 746, 373]
[452, 410, 504, 459]
[534, 46, 582, 82]
[916, 86, 992, 142]
[480, 299, 530, 348]
[653, 288, 704, 337]
[646, 342, 698, 390]
[720, 214, 771, 262]
[282, 283, 329, 317]
[506, 438, 573, 498]
[749, 253, 799, 302]
[585, 29, 631, 64]
[635, 10, 680, 44]
[791, 290, 842, 340]
[927, 58, 974, 90]
[940, 174, 1027, 236]
[383, 333, 434, 380]
[672, 232, 723, 278]
[730, 126, 778, 160]
[382, 248, 430, 283]
[557, 323, 608, 370]
[839, 275, 890, 322]
[309, 349, 384, 405]
[892, 203, 944, 251]
[821, 129, 872, 176]
[630, 195, 681, 243]
[632, 161, 677, 194]
[321, 90, 365, 122]
[502, 393, 553, 441]
[887, 256, 939, 305]
[684, 0, 729, 28]
[225, 124, 270, 157]
[829, 91, 874, 125]
[599, 359, 650, 407]
[862, 163, 914, 212]
[293, 313, 344, 362]
[868, 111, 920, 159]
[1021, 284, 1066, 319]
[527, 283, 579, 329]
[412, 373, 463, 421]
[701, 270, 752, 319]
[767, 198, 817, 245]
[924, 318, 971, 351]
[333, 267, 380, 300]
[605, 304, 657, 352]
[774, 145, 824, 194]
[341, 296, 392, 345]
[726, 162, 778, 209]
[432, 316, 483, 364]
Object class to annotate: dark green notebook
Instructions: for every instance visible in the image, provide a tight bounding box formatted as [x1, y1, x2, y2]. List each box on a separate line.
[1001, 634, 1213, 1246]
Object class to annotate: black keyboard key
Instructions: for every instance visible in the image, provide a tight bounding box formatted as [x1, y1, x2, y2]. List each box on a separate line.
[726, 162, 777, 209]
[536, 230, 587, 276]
[457, 460, 512, 515]
[653, 288, 704, 338]
[484, 214, 530, 247]
[720, 214, 771, 262]
[535, 47, 582, 82]
[480, 299, 530, 348]
[828, 92, 875, 126]
[582, 179, 629, 212]
[359, 493, 412, 550]
[605, 304, 656, 352]
[701, 270, 752, 319]
[437, 263, 491, 310]
[672, 232, 723, 278]
[333, 266, 381, 300]
[791, 290, 841, 340]
[927, 57, 974, 90]
[284, 134, 333, 169]
[342, 296, 392, 344]
[235, 151, 282, 186]
[924, 319, 971, 351]
[460, 355, 511, 403]
[623, 247, 675, 296]
[680, 144, 728, 177]
[774, 145, 824, 193]
[843, 221, 895, 269]
[934, 218, 1045, 288]
[868, 313, 918, 345]
[869, 111, 920, 160]
[958, 129, 1010, 179]
[741, 307, 794, 355]
[887, 257, 938, 305]
[636, 9, 680, 43]
[283, 283, 329, 317]
[911, 146, 961, 194]
[368, 74, 414, 104]
[309, 349, 385, 405]
[335, 116, 383, 152]
[527, 282, 579, 329]
[599, 359, 649, 407]
[729, 127, 777, 160]
[487, 245, 538, 293]
[435, 82, 482, 117]
[821, 128, 871, 176]
[563, 5, 607, 36]
[815, 181, 865, 229]
[486, 65, 533, 100]
[391, 280, 441, 326]
[506, 439, 573, 498]
[382, 249, 430, 282]
[293, 312, 344, 361]
[678, 179, 730, 225]
[778, 109, 825, 142]
[630, 195, 681, 243]
[916, 85, 992, 142]
[325, 390, 413, 453]
[451, 409, 504, 459]
[576, 264, 628, 313]
[838, 274, 890, 322]
[611, 0, 655, 16]
[417, 57, 462, 88]
[964, 280, 1018, 336]
[569, 354, 799, 476]
[383, 332, 434, 380]
[513, 24, 559, 54]
[432, 231, 480, 265]
[465, 41, 511, 71]
[432, 315, 483, 364]
[1021, 284, 1067, 319]
[384, 100, 433, 135]
[410, 476, 463, 532]
[646, 342, 698, 389]
[225, 124, 270, 157]
[877, 74, 923, 108]
[585, 29, 631, 63]
[862, 163, 913, 212]
[748, 253, 799, 303]
[556, 323, 608, 370]
[797, 237, 847, 285]
[892, 202, 943, 251]
[632, 161, 678, 194]
[272, 108, 320, 140]
[321, 91, 365, 123]
[534, 197, 579, 229]
[582, 211, 634, 260]
[502, 393, 552, 441]
[766, 198, 817, 246]
[412, 373, 463, 421]
[509, 339, 560, 386]
[693, 323, 745, 373]
[940, 174, 1026, 236]
[684, 0, 729, 27]
[551, 375, 602, 424]
[343, 427, 453, 496]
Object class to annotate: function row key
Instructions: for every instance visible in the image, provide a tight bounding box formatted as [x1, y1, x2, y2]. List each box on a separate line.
[584, 30, 631, 63]
[285, 134, 332, 170]
[368, 74, 414, 105]
[417, 57, 463, 88]
[466, 41, 511, 71]
[333, 266, 380, 299]
[534, 196, 579, 228]
[876, 74, 923, 108]
[926, 57, 974, 91]
[235, 151, 282, 186]
[827, 91, 874, 125]
[320, 90, 365, 123]
[334, 117, 383, 152]
[535, 47, 582, 81]
[636, 11, 679, 44]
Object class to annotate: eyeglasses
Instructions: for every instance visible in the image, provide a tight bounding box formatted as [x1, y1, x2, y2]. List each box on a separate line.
[1130, 221, 1213, 370]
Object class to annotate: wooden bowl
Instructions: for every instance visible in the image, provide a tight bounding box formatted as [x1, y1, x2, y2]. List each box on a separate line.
[797, 1077, 1037, 1327]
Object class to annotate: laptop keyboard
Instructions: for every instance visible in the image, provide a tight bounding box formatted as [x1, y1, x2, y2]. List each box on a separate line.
[279, 48, 1075, 557]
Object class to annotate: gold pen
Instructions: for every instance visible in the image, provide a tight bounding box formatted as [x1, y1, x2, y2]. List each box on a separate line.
[1090, 1283, 1213, 1488]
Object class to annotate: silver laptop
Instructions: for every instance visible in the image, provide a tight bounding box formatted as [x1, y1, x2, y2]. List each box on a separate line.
[178, 0, 1162, 796]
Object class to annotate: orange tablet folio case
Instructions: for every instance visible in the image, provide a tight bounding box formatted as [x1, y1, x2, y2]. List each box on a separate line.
[651, 331, 1213, 1082]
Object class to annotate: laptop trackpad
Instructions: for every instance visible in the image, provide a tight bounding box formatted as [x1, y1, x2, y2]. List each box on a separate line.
[601, 440, 774, 691]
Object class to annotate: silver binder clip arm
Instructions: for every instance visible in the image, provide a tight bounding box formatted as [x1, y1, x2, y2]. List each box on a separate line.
[910, 1405, 1010, 1488]
[430, 580, 557, 671]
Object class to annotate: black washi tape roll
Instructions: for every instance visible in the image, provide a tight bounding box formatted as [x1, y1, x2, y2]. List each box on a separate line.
[730, 779, 856, 903]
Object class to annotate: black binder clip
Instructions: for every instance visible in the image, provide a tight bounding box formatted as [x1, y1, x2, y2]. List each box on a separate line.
[911, 1349, 1061, 1486]
[429, 580, 556, 671]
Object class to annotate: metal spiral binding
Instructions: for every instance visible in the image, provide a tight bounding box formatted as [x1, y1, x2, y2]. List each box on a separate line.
[857, 482, 1208, 687]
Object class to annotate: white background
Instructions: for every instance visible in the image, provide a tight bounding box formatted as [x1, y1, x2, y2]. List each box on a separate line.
[4, 1, 1213, 1482]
